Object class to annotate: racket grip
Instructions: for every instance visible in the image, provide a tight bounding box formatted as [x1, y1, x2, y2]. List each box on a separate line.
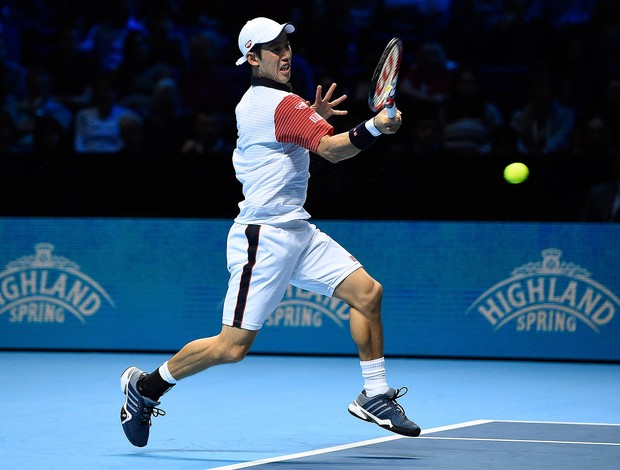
[386, 101, 397, 118]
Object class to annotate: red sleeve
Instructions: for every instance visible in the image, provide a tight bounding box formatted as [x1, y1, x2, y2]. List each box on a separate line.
[274, 94, 334, 153]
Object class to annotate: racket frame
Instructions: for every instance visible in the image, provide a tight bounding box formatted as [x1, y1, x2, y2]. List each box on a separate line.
[368, 37, 403, 118]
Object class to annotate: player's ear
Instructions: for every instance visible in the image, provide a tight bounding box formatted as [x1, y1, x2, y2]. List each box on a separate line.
[247, 51, 259, 66]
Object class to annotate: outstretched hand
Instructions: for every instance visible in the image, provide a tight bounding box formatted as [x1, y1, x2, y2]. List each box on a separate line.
[309, 83, 348, 120]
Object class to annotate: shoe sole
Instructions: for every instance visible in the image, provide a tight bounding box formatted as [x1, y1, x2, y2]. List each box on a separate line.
[348, 402, 372, 422]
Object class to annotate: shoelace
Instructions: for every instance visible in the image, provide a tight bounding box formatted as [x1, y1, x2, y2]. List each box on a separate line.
[390, 387, 409, 415]
[140, 404, 166, 425]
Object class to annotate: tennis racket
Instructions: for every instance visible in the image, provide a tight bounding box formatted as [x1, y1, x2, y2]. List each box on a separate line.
[368, 37, 403, 119]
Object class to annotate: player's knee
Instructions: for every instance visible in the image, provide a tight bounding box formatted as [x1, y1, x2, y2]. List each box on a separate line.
[360, 279, 383, 319]
[335, 270, 383, 318]
[369, 279, 383, 311]
[224, 343, 251, 363]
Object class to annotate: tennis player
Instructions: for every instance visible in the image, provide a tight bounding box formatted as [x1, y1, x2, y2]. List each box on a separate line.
[120, 17, 421, 447]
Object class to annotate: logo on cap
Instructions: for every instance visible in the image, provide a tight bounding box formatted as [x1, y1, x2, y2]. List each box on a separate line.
[245, 39, 252, 49]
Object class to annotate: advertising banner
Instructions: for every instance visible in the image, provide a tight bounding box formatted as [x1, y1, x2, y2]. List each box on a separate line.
[0, 218, 618, 361]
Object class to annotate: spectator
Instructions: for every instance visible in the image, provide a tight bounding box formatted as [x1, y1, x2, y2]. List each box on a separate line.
[571, 114, 612, 160]
[447, 0, 535, 64]
[0, 109, 18, 154]
[488, 124, 520, 159]
[180, 109, 233, 156]
[143, 0, 190, 72]
[510, 65, 576, 156]
[407, 103, 444, 158]
[74, 76, 139, 153]
[0, 36, 27, 105]
[524, 0, 596, 30]
[587, 0, 620, 79]
[79, 0, 149, 74]
[570, 114, 613, 184]
[113, 28, 173, 108]
[32, 114, 72, 156]
[399, 41, 455, 112]
[10, 66, 73, 153]
[580, 145, 620, 221]
[117, 111, 145, 155]
[442, 65, 504, 155]
[178, 29, 245, 113]
[592, 76, 620, 146]
[142, 77, 191, 156]
[44, 25, 98, 113]
[548, 25, 603, 112]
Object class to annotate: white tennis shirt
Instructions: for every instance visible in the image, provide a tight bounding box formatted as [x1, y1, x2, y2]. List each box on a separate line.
[233, 77, 334, 225]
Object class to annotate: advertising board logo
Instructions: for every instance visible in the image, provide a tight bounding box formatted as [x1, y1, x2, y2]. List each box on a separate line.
[265, 285, 350, 329]
[467, 248, 619, 334]
[0, 243, 115, 324]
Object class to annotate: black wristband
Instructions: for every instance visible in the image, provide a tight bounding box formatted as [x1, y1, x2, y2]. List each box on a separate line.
[349, 121, 381, 150]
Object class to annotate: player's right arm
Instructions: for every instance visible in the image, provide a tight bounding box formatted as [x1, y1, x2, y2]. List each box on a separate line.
[316, 108, 402, 163]
[315, 132, 362, 162]
[274, 92, 401, 164]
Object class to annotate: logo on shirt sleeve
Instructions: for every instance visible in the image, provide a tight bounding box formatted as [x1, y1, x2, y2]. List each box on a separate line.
[309, 112, 322, 123]
[293, 100, 322, 123]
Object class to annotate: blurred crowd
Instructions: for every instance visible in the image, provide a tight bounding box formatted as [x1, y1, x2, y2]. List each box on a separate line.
[1, 0, 620, 220]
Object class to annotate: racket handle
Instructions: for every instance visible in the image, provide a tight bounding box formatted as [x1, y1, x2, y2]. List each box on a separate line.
[386, 99, 397, 118]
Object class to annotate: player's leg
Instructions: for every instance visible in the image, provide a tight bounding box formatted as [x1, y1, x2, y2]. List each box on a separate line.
[289, 225, 384, 363]
[120, 222, 298, 447]
[119, 326, 258, 447]
[333, 265, 421, 437]
[332, 267, 384, 361]
[289, 224, 419, 436]
[166, 325, 258, 379]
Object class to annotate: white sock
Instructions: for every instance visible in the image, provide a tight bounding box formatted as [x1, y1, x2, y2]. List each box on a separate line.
[159, 361, 178, 384]
[360, 357, 389, 397]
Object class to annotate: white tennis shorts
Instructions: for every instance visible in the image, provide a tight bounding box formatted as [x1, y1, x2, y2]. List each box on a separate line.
[222, 220, 362, 330]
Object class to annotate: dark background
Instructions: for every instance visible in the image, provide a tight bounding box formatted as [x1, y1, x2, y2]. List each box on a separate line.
[0, 0, 616, 221]
[0, 151, 599, 221]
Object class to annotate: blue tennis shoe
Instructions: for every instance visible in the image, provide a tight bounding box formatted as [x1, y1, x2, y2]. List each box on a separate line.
[348, 387, 421, 437]
[120, 366, 166, 447]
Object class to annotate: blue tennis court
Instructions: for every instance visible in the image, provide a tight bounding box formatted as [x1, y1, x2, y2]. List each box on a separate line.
[215, 420, 620, 469]
[2, 351, 618, 469]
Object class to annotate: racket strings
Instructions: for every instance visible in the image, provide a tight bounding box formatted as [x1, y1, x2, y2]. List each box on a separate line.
[369, 38, 402, 112]
[373, 49, 400, 108]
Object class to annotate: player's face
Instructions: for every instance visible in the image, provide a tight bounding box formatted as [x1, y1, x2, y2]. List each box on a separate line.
[256, 33, 292, 84]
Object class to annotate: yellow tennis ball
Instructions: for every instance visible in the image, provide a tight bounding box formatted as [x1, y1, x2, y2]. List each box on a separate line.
[503, 162, 529, 184]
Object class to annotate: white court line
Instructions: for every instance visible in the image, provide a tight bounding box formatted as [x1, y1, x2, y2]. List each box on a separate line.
[489, 419, 620, 427]
[207, 420, 492, 470]
[420, 437, 620, 446]
[207, 419, 620, 469]
[418, 420, 620, 447]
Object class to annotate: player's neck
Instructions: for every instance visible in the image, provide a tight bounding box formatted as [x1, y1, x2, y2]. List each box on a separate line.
[251, 76, 293, 92]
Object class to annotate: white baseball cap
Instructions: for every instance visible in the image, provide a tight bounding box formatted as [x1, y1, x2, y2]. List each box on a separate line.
[235, 17, 295, 66]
